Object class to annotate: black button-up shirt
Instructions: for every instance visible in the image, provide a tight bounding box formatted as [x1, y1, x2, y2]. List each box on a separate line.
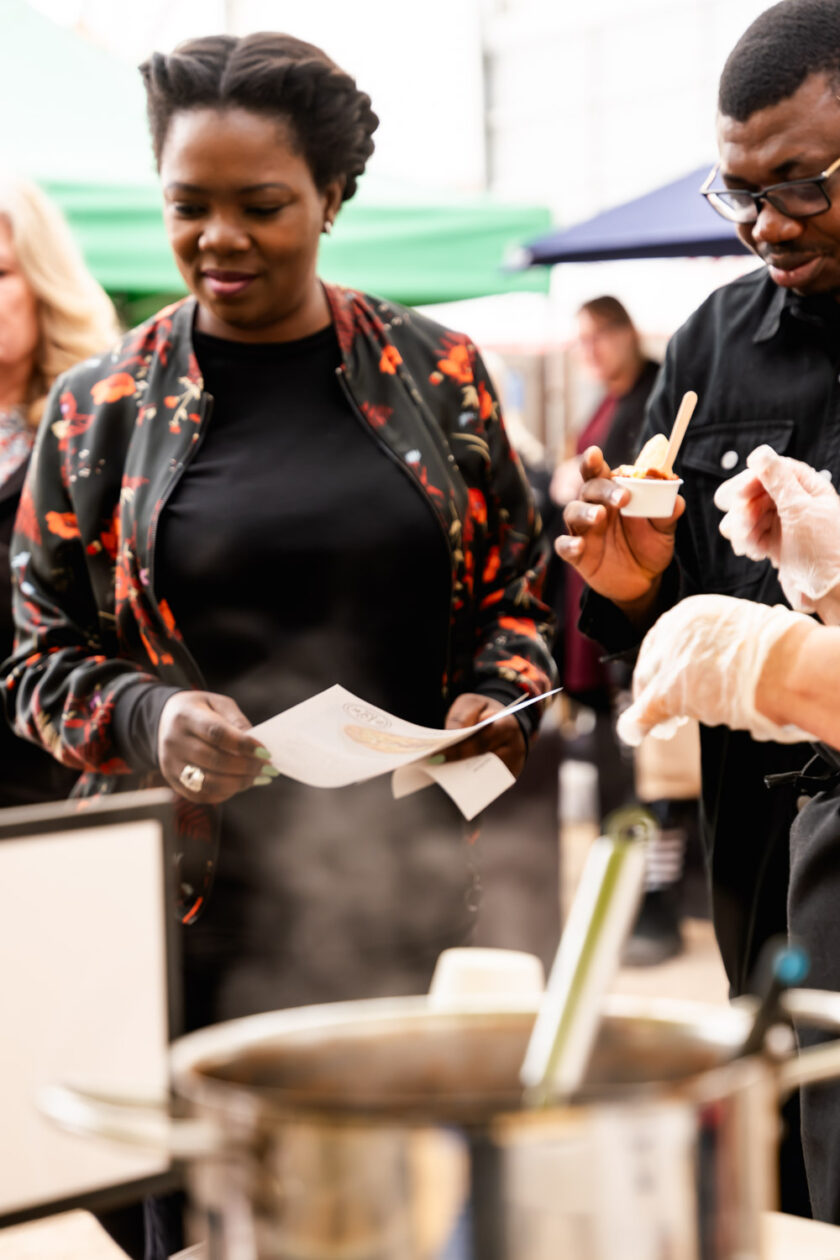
[581, 265, 840, 995]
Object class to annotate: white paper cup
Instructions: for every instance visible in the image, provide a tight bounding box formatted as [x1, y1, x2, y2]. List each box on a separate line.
[428, 947, 545, 1010]
[614, 475, 683, 518]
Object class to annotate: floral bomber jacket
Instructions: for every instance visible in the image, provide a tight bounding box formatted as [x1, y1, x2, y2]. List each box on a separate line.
[2, 285, 557, 919]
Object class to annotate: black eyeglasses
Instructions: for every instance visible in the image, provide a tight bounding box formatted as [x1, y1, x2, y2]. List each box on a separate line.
[700, 157, 840, 224]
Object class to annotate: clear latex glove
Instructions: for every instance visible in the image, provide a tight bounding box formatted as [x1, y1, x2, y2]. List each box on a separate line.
[617, 594, 819, 747]
[715, 445, 840, 614]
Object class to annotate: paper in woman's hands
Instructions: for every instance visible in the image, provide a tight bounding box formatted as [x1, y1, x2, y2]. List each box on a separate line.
[249, 684, 561, 820]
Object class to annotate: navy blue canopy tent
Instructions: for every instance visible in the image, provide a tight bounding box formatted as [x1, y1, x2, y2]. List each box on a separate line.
[515, 166, 751, 266]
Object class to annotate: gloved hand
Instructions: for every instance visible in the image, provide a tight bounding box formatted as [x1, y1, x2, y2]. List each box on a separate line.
[617, 594, 818, 746]
[715, 445, 840, 616]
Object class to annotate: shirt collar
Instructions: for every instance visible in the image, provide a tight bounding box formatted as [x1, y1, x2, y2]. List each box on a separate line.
[753, 278, 840, 344]
[752, 282, 791, 344]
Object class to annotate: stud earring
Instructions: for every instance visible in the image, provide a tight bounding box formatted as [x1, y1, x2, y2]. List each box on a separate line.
[322, 220, 333, 235]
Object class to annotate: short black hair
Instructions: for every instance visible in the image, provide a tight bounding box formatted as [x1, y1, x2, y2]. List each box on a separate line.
[139, 33, 379, 202]
[719, 0, 840, 122]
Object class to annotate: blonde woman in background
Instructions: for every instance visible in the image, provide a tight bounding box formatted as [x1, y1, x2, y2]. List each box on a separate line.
[0, 173, 118, 805]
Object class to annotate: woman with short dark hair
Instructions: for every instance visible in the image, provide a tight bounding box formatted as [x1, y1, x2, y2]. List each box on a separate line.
[4, 32, 555, 1028]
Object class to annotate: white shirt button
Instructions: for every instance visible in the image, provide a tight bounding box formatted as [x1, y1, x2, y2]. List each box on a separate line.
[720, 450, 739, 471]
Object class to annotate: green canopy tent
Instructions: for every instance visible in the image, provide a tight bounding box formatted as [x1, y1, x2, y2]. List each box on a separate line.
[2, 0, 550, 309]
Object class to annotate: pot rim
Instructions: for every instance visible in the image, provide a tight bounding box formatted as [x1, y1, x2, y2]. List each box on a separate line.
[169, 993, 754, 1118]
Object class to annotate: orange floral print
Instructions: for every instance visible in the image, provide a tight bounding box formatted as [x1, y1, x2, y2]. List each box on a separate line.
[360, 401, 393, 428]
[436, 340, 473, 385]
[478, 380, 495, 421]
[90, 373, 136, 405]
[45, 511, 81, 540]
[499, 616, 539, 639]
[468, 488, 487, 527]
[379, 345, 403, 375]
[495, 654, 546, 688]
[483, 546, 501, 584]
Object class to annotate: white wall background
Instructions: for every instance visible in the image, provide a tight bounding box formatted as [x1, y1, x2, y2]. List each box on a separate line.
[28, 0, 489, 194]
[483, 0, 775, 222]
[30, 0, 779, 216]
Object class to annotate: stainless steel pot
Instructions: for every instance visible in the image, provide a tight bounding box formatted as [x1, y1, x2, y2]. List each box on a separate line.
[41, 989, 840, 1260]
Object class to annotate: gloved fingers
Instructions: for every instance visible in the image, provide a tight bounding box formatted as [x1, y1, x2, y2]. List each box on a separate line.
[784, 587, 818, 614]
[778, 560, 825, 610]
[790, 460, 836, 496]
[616, 698, 649, 746]
[616, 689, 688, 746]
[746, 445, 829, 506]
[650, 716, 690, 741]
[719, 489, 775, 542]
[720, 503, 780, 563]
[714, 467, 764, 513]
[740, 506, 781, 562]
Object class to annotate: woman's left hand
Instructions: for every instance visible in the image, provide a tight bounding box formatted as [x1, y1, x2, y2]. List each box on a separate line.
[443, 693, 527, 778]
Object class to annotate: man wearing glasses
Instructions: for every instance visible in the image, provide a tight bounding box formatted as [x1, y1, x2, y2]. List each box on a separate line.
[559, 0, 840, 1217]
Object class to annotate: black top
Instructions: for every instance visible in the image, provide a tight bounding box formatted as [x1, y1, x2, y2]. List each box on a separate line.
[157, 323, 451, 727]
[580, 267, 840, 995]
[150, 324, 468, 1027]
[122, 324, 454, 763]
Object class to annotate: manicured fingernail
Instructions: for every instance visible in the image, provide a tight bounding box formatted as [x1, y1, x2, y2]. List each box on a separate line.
[255, 747, 272, 760]
[428, 754, 446, 765]
[609, 489, 625, 505]
[585, 505, 601, 521]
[262, 765, 279, 777]
[253, 775, 272, 786]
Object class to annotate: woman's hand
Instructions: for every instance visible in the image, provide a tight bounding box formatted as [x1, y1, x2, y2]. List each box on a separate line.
[615, 594, 818, 747]
[716, 445, 840, 618]
[157, 691, 276, 804]
[556, 446, 684, 623]
[443, 693, 527, 779]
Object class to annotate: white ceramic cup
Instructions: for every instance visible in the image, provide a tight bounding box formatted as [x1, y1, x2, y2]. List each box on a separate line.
[614, 475, 683, 518]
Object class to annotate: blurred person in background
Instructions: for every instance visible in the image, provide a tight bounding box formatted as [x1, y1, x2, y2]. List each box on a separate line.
[550, 296, 699, 964]
[558, 0, 840, 1214]
[550, 296, 658, 512]
[0, 173, 117, 807]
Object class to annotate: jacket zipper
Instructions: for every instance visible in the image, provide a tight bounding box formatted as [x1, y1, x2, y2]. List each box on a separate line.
[335, 366, 455, 704]
[146, 391, 215, 689]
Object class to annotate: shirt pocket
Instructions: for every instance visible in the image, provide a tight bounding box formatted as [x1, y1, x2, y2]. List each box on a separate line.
[678, 419, 795, 594]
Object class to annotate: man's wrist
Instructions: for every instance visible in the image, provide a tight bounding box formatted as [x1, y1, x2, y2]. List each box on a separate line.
[755, 619, 821, 727]
[612, 574, 664, 631]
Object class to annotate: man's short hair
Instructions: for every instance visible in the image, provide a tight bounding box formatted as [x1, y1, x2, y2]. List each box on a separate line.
[719, 0, 840, 122]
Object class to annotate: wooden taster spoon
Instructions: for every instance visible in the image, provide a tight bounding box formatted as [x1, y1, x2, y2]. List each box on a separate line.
[662, 389, 698, 475]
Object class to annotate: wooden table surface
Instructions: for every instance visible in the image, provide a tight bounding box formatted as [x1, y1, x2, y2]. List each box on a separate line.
[2, 1208, 840, 1259]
